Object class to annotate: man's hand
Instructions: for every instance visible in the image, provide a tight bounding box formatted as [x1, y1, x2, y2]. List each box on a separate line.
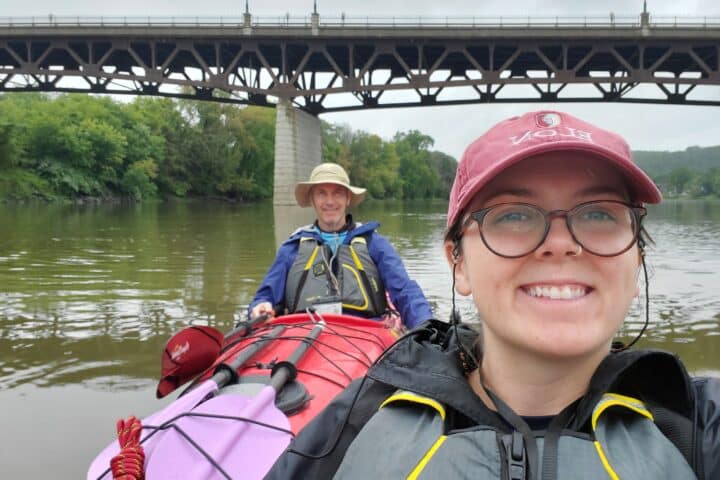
[251, 302, 275, 320]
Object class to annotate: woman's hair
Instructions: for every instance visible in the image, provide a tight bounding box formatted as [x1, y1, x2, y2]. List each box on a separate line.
[444, 216, 464, 247]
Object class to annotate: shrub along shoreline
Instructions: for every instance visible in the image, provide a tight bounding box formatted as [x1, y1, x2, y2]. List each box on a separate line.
[2, 93, 718, 203]
[0, 94, 455, 203]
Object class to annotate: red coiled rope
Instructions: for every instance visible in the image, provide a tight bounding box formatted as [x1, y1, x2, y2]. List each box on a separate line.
[110, 416, 145, 480]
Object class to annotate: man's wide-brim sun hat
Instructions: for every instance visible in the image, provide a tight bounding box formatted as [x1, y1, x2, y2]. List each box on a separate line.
[295, 163, 367, 208]
[447, 110, 663, 228]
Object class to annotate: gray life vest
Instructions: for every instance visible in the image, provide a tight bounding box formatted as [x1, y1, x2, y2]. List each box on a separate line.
[284, 234, 387, 317]
[333, 389, 697, 480]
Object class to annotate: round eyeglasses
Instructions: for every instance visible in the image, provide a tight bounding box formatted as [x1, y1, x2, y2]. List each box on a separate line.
[463, 200, 646, 258]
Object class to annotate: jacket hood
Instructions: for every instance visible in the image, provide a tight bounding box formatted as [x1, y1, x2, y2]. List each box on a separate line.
[367, 320, 506, 428]
[572, 348, 695, 429]
[367, 320, 697, 432]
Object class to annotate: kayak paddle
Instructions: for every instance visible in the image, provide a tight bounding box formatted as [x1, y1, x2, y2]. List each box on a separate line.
[144, 321, 326, 480]
[87, 323, 286, 480]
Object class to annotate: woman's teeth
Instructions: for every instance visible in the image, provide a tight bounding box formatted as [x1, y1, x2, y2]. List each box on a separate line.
[525, 285, 587, 300]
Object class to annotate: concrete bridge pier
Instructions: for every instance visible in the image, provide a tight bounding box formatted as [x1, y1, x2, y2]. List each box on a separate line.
[273, 99, 322, 206]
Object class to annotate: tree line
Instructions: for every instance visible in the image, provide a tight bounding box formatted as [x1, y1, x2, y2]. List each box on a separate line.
[0, 93, 455, 202]
[3, 93, 720, 202]
[635, 147, 720, 198]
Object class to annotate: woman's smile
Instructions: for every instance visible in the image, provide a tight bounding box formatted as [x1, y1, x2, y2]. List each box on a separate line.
[521, 283, 591, 300]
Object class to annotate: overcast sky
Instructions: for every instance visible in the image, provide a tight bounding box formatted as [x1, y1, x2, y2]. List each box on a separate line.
[3, 0, 720, 158]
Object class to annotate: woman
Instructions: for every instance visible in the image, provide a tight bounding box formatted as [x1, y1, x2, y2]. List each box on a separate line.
[248, 162, 432, 329]
[266, 111, 720, 479]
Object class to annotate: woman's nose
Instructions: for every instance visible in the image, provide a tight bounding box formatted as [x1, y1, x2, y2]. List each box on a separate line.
[534, 216, 580, 258]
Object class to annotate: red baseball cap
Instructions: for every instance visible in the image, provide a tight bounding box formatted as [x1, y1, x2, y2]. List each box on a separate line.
[156, 325, 224, 398]
[447, 110, 662, 228]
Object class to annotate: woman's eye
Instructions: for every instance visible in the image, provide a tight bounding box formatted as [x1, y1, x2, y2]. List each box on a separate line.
[580, 209, 614, 222]
[494, 211, 530, 223]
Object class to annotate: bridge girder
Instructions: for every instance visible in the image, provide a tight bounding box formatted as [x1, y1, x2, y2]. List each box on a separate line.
[0, 25, 719, 111]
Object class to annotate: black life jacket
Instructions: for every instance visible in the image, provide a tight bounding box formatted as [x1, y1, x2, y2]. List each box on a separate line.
[284, 234, 387, 317]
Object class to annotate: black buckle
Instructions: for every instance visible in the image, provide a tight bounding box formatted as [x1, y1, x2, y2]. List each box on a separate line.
[502, 431, 527, 480]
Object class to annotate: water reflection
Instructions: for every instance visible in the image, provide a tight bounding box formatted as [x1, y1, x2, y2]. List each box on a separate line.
[641, 201, 720, 363]
[0, 199, 718, 392]
[0, 200, 278, 389]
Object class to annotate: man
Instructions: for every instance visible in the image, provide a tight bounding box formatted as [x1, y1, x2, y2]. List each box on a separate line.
[248, 162, 433, 328]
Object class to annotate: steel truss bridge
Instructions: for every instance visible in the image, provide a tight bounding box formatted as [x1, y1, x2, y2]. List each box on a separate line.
[1, 13, 720, 112]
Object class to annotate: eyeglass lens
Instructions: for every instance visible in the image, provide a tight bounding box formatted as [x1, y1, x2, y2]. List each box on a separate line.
[475, 201, 641, 257]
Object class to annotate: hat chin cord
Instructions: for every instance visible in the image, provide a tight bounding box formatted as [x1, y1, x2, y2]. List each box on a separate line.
[611, 252, 650, 352]
[450, 245, 480, 374]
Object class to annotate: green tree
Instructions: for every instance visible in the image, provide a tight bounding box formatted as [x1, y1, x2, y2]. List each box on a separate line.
[127, 97, 192, 197]
[394, 130, 438, 199]
[666, 167, 693, 196]
[177, 100, 276, 200]
[322, 122, 354, 172]
[121, 158, 159, 200]
[429, 150, 456, 198]
[0, 121, 20, 169]
[0, 92, 461, 202]
[707, 168, 720, 197]
[687, 171, 715, 198]
[234, 106, 276, 199]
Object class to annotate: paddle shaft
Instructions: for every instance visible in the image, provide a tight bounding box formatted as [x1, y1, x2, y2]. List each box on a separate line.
[213, 324, 286, 389]
[193, 322, 326, 479]
[269, 323, 324, 391]
[225, 312, 271, 341]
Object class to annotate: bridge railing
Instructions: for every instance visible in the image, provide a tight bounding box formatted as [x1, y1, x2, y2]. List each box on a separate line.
[0, 15, 719, 29]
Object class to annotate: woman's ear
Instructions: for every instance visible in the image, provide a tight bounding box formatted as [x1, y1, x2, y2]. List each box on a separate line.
[444, 240, 471, 296]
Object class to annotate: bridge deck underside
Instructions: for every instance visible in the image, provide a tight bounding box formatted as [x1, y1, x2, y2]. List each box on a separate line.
[0, 32, 718, 110]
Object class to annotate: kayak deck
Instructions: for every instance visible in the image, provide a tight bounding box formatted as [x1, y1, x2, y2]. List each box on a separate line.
[194, 313, 400, 433]
[87, 312, 400, 480]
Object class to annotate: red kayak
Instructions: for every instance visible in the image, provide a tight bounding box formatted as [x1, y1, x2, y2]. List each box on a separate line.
[87, 312, 400, 479]
[198, 312, 399, 433]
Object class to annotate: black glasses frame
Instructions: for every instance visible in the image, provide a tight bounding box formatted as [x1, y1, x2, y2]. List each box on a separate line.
[465, 200, 647, 258]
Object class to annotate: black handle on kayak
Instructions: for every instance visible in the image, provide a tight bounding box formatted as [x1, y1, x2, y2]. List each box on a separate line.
[269, 323, 325, 391]
[226, 312, 271, 341]
[213, 324, 286, 389]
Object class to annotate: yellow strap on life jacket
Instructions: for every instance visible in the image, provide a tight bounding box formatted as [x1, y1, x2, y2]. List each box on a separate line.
[341, 236, 372, 311]
[408, 435, 447, 480]
[349, 237, 366, 270]
[378, 390, 448, 480]
[380, 390, 447, 420]
[592, 393, 653, 480]
[348, 246, 364, 270]
[303, 244, 320, 270]
[340, 264, 369, 311]
[591, 392, 653, 429]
